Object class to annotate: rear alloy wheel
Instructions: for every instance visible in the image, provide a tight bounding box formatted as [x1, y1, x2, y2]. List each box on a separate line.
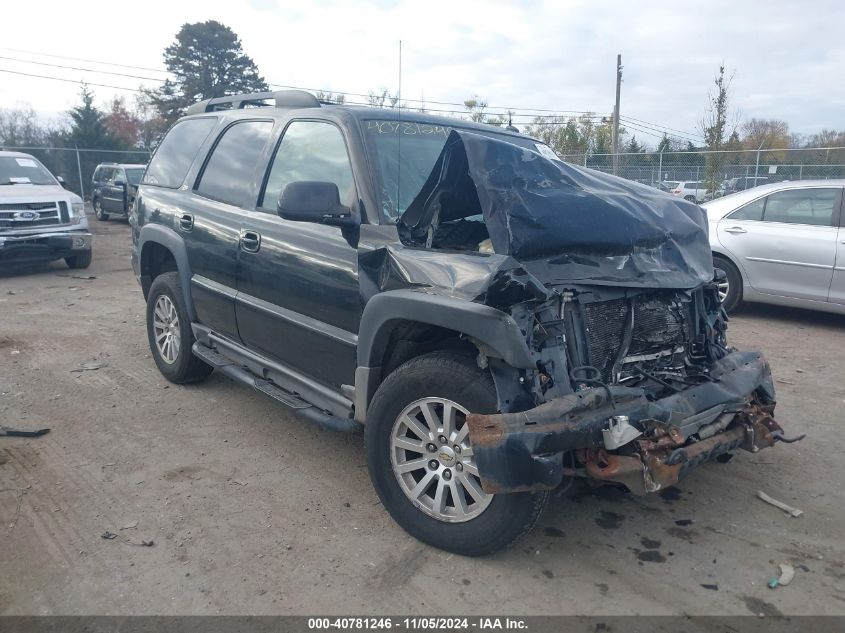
[94, 198, 109, 221]
[146, 272, 213, 384]
[365, 351, 549, 556]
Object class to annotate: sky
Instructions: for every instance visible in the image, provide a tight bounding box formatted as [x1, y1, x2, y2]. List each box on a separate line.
[0, 0, 843, 147]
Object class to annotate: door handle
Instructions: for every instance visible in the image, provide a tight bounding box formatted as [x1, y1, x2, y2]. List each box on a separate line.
[724, 226, 747, 234]
[179, 213, 194, 231]
[240, 230, 261, 253]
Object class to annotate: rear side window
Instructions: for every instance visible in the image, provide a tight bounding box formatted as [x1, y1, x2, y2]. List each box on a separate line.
[196, 120, 273, 206]
[763, 188, 838, 226]
[144, 117, 217, 188]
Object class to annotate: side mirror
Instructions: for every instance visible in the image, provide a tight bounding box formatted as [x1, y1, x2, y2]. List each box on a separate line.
[57, 176, 67, 189]
[277, 181, 357, 227]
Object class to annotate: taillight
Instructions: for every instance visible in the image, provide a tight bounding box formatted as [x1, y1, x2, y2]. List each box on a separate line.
[671, 189, 682, 194]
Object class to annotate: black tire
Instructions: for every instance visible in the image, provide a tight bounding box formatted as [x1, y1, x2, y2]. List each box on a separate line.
[684, 195, 696, 202]
[146, 272, 213, 384]
[94, 198, 109, 221]
[65, 250, 92, 269]
[365, 350, 549, 556]
[713, 255, 742, 313]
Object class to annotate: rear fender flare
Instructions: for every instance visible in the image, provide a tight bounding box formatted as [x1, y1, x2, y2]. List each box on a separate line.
[138, 224, 195, 321]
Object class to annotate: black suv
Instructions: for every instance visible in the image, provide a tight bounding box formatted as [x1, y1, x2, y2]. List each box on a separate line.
[131, 90, 793, 555]
[92, 162, 146, 221]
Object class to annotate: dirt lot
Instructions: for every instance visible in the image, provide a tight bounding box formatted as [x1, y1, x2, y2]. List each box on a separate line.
[1, 218, 844, 616]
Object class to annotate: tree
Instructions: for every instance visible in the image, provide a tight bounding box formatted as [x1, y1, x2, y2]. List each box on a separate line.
[134, 89, 167, 151]
[152, 21, 267, 125]
[741, 118, 790, 162]
[624, 135, 644, 153]
[103, 97, 141, 148]
[315, 91, 346, 104]
[368, 88, 402, 109]
[700, 65, 737, 192]
[65, 84, 113, 149]
[0, 104, 47, 147]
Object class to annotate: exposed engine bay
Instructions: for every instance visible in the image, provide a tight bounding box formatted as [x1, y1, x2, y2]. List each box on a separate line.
[358, 128, 798, 496]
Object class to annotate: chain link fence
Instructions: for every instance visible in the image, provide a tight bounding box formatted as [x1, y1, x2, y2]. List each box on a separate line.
[0, 145, 152, 200]
[559, 146, 845, 194]
[4, 144, 845, 202]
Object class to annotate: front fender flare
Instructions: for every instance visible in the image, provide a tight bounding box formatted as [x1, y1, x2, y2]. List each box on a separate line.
[354, 289, 535, 422]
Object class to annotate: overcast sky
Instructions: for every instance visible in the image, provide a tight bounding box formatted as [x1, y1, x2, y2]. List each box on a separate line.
[1, 0, 842, 146]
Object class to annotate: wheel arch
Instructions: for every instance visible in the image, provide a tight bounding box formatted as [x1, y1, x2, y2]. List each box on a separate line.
[138, 224, 196, 322]
[354, 289, 535, 422]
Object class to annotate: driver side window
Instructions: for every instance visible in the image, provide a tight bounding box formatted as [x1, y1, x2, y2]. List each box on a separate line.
[260, 121, 356, 212]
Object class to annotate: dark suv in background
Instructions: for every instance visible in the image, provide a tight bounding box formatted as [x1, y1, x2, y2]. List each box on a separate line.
[92, 162, 146, 221]
[131, 90, 793, 555]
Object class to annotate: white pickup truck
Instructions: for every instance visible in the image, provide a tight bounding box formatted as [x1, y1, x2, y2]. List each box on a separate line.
[0, 150, 92, 269]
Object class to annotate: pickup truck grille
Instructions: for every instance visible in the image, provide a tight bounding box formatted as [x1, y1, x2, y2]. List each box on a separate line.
[0, 201, 65, 229]
[583, 295, 689, 383]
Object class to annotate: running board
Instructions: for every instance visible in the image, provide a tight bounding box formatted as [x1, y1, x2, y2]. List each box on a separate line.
[191, 342, 361, 434]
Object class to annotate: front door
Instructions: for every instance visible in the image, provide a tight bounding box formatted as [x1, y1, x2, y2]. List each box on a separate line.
[236, 120, 361, 389]
[826, 194, 845, 304]
[717, 187, 841, 302]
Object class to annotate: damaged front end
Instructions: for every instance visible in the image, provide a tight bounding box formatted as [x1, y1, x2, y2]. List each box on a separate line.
[378, 129, 798, 496]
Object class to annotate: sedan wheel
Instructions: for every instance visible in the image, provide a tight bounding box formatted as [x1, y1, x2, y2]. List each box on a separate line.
[390, 397, 492, 523]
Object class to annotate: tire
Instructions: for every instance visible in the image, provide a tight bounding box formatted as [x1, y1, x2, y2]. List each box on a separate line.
[713, 255, 742, 313]
[684, 195, 696, 202]
[146, 272, 213, 384]
[94, 198, 109, 221]
[65, 250, 92, 269]
[365, 350, 549, 556]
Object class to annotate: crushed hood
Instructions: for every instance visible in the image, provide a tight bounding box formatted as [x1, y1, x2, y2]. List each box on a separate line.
[397, 130, 713, 289]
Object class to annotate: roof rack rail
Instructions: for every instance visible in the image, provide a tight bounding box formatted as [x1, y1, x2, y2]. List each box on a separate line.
[185, 89, 321, 115]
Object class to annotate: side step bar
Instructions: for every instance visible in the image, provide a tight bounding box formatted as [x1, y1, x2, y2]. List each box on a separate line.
[192, 342, 362, 434]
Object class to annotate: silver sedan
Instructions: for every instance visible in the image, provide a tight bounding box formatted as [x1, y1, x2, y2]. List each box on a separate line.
[702, 180, 845, 314]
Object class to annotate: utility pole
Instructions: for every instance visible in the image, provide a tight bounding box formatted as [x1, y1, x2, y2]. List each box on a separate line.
[612, 54, 622, 175]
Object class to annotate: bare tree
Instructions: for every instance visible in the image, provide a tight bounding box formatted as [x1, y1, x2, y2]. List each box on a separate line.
[315, 91, 346, 104]
[368, 88, 403, 109]
[0, 104, 48, 147]
[700, 65, 738, 193]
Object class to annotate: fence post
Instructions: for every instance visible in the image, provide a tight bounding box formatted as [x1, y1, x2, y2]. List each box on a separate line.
[583, 151, 587, 167]
[75, 146, 85, 201]
[754, 142, 763, 181]
[658, 151, 663, 183]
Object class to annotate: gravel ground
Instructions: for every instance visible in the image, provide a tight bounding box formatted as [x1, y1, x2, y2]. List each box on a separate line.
[1, 218, 844, 616]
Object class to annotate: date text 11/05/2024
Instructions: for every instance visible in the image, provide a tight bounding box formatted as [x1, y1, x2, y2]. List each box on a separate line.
[307, 617, 528, 630]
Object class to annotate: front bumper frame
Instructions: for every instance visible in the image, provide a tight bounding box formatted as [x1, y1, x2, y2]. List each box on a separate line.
[0, 230, 92, 265]
[466, 350, 784, 495]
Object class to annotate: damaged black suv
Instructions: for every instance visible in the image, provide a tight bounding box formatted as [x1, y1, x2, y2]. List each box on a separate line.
[131, 90, 794, 556]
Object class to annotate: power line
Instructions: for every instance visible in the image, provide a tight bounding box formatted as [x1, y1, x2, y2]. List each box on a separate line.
[0, 46, 169, 74]
[623, 114, 705, 141]
[621, 117, 701, 145]
[0, 55, 164, 83]
[0, 67, 145, 93]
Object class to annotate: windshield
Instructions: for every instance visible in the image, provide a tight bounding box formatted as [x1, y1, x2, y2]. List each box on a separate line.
[0, 155, 57, 185]
[362, 119, 551, 221]
[126, 168, 145, 185]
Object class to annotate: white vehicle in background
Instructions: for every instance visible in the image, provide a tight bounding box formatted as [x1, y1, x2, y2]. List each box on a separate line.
[703, 180, 845, 314]
[670, 181, 709, 203]
[0, 151, 92, 269]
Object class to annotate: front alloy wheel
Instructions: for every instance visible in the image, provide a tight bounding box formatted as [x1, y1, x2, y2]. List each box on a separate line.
[390, 397, 492, 522]
[365, 351, 549, 556]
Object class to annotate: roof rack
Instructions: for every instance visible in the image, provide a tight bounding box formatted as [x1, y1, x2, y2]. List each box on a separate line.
[185, 89, 321, 115]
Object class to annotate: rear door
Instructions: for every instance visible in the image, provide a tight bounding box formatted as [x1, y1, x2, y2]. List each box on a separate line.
[105, 167, 126, 213]
[186, 119, 275, 341]
[826, 192, 845, 305]
[717, 187, 841, 301]
[235, 119, 361, 389]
